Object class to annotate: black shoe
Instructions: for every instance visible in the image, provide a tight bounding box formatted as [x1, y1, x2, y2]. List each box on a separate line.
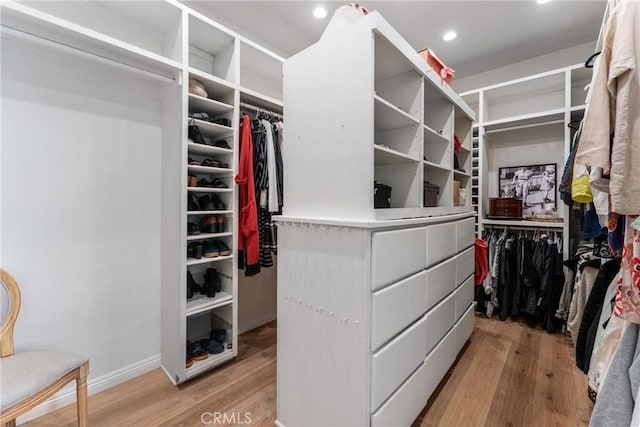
[188, 192, 201, 211]
[212, 194, 226, 210]
[210, 328, 227, 343]
[203, 268, 221, 296]
[188, 124, 207, 145]
[214, 140, 231, 149]
[212, 118, 231, 127]
[189, 112, 210, 121]
[187, 242, 203, 259]
[199, 195, 215, 210]
[187, 271, 201, 299]
[187, 222, 201, 236]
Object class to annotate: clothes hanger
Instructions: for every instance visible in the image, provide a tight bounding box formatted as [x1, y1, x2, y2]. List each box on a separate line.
[568, 120, 581, 130]
[585, 51, 601, 68]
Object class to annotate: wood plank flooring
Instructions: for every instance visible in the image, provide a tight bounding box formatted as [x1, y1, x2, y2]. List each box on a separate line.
[25, 316, 593, 427]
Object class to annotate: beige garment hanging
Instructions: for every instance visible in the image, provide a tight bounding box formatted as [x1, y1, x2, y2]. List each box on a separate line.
[575, 0, 640, 215]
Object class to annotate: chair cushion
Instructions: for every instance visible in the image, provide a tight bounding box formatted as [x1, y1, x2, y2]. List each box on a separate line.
[0, 351, 88, 410]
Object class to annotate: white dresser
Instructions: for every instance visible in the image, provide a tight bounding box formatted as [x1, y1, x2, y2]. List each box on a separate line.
[276, 213, 475, 426]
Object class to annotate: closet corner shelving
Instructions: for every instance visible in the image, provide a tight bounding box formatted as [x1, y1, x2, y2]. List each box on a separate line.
[1, 0, 284, 385]
[461, 62, 592, 258]
[283, 12, 474, 222]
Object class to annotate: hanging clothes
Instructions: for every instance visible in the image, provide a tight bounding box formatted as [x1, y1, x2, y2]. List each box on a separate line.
[235, 115, 261, 276]
[576, 1, 640, 215]
[262, 119, 279, 213]
[614, 216, 640, 324]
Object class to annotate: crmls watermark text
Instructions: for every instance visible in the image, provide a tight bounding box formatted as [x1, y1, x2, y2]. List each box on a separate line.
[201, 412, 252, 425]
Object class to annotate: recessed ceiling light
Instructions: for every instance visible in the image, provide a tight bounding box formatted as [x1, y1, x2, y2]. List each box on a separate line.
[313, 6, 327, 19]
[443, 31, 457, 41]
[537, 0, 552, 4]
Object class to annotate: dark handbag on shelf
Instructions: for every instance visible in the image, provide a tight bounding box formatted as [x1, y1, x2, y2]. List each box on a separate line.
[374, 182, 392, 209]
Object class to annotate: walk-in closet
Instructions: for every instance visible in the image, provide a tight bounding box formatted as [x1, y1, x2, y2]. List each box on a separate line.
[1, 1, 637, 426]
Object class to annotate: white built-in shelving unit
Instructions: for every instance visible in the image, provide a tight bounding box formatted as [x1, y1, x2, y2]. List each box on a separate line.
[461, 63, 592, 258]
[0, 0, 283, 384]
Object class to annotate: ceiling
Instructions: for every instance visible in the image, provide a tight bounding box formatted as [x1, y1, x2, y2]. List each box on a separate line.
[185, 0, 605, 78]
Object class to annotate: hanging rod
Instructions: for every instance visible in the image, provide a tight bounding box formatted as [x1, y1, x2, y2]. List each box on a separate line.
[485, 224, 563, 232]
[240, 102, 283, 120]
[484, 119, 565, 135]
[0, 25, 178, 84]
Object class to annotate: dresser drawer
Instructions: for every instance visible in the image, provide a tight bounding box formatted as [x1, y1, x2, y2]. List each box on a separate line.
[426, 257, 455, 311]
[456, 304, 474, 354]
[372, 227, 427, 291]
[456, 217, 475, 253]
[426, 293, 455, 355]
[455, 246, 474, 288]
[371, 315, 428, 411]
[426, 222, 456, 267]
[424, 327, 456, 401]
[372, 270, 427, 350]
[455, 276, 474, 322]
[371, 360, 429, 427]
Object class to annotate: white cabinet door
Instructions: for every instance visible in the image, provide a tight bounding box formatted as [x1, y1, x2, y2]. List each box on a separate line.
[426, 222, 456, 266]
[372, 270, 427, 350]
[426, 293, 455, 355]
[371, 315, 428, 411]
[456, 217, 475, 253]
[455, 276, 474, 322]
[426, 257, 455, 311]
[455, 246, 474, 288]
[372, 227, 427, 291]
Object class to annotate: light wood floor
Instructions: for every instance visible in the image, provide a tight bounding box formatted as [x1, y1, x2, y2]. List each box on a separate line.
[25, 316, 593, 427]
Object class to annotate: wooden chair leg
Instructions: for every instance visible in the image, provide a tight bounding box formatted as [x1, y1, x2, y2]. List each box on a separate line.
[76, 362, 89, 427]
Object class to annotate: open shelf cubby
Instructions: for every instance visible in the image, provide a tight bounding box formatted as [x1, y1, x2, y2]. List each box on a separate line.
[424, 166, 452, 207]
[374, 162, 421, 209]
[240, 41, 283, 103]
[188, 13, 236, 83]
[571, 66, 592, 108]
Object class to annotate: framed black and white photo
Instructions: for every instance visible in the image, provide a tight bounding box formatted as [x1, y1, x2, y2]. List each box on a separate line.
[498, 163, 556, 217]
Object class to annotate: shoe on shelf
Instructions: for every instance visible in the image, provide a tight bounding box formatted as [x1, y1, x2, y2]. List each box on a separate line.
[188, 157, 201, 166]
[188, 175, 198, 187]
[201, 158, 229, 169]
[203, 338, 224, 354]
[187, 222, 201, 236]
[187, 340, 208, 361]
[213, 240, 232, 257]
[202, 268, 220, 296]
[203, 241, 220, 258]
[216, 215, 226, 233]
[199, 215, 217, 234]
[189, 112, 210, 121]
[187, 242, 203, 259]
[198, 178, 227, 188]
[205, 268, 222, 293]
[214, 140, 231, 150]
[210, 328, 227, 343]
[212, 118, 232, 127]
[199, 195, 215, 210]
[212, 194, 226, 210]
[187, 271, 202, 299]
[188, 192, 201, 211]
[188, 124, 207, 145]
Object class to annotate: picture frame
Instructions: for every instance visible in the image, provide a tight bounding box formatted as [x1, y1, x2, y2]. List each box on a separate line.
[498, 163, 557, 217]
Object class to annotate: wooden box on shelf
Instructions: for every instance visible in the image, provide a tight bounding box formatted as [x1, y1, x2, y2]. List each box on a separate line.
[489, 197, 522, 219]
[453, 180, 460, 206]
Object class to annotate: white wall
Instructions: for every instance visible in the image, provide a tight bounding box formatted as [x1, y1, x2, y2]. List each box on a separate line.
[455, 41, 596, 93]
[1, 40, 163, 419]
[238, 264, 277, 334]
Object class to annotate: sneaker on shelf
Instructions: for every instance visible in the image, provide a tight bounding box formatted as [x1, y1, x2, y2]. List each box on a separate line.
[213, 240, 231, 257]
[203, 241, 220, 258]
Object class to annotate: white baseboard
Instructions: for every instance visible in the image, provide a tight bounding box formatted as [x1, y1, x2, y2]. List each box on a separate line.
[17, 354, 161, 425]
[238, 312, 276, 335]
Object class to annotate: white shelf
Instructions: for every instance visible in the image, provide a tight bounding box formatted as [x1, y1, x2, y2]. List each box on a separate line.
[187, 187, 233, 193]
[186, 292, 233, 317]
[481, 219, 564, 228]
[423, 160, 450, 172]
[1, 2, 182, 81]
[187, 232, 233, 241]
[239, 86, 284, 112]
[187, 142, 233, 156]
[188, 93, 234, 116]
[570, 104, 587, 112]
[374, 95, 420, 131]
[188, 165, 233, 175]
[374, 145, 418, 165]
[483, 108, 565, 131]
[190, 118, 234, 138]
[423, 125, 449, 145]
[188, 68, 235, 99]
[185, 347, 235, 379]
[186, 255, 234, 266]
[454, 170, 471, 179]
[187, 210, 233, 215]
